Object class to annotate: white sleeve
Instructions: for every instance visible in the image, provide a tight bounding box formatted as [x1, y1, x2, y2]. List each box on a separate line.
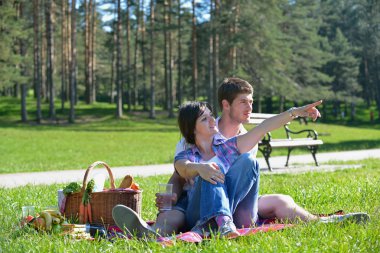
[174, 138, 187, 157]
[250, 144, 258, 158]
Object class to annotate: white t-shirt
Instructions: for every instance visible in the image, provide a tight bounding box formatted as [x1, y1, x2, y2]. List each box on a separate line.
[174, 117, 258, 157]
[200, 156, 226, 172]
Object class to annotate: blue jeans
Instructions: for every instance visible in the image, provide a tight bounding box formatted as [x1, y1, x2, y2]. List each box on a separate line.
[185, 153, 260, 229]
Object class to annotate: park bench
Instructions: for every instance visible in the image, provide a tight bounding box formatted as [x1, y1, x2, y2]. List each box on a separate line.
[248, 113, 323, 171]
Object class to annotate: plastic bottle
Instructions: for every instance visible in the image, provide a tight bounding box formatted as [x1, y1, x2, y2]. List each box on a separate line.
[85, 224, 107, 238]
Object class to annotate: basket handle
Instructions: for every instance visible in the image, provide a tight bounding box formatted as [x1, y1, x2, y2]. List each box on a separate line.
[81, 161, 116, 194]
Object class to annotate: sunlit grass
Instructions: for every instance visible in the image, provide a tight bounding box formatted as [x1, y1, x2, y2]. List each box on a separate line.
[0, 160, 379, 252]
[1, 97, 380, 173]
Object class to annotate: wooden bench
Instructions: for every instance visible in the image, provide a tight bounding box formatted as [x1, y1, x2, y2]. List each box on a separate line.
[248, 113, 323, 171]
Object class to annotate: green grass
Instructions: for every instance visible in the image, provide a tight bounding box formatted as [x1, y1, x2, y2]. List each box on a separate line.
[1, 97, 380, 173]
[1, 159, 379, 252]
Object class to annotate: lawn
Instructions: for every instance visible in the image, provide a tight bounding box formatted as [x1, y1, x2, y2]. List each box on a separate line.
[0, 159, 379, 252]
[1, 98, 379, 252]
[1, 98, 380, 173]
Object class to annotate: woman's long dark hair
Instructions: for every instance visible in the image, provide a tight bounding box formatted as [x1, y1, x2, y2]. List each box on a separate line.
[178, 101, 213, 144]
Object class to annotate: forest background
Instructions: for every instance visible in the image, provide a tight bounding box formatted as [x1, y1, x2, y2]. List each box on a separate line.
[0, 0, 379, 123]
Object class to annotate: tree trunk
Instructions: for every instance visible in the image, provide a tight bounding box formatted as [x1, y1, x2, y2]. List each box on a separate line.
[208, 1, 213, 107]
[45, 0, 55, 120]
[163, 0, 169, 109]
[61, 0, 67, 111]
[265, 96, 273, 113]
[168, 0, 174, 118]
[322, 103, 327, 121]
[176, 0, 182, 107]
[66, 0, 71, 103]
[84, 0, 90, 104]
[374, 57, 380, 119]
[256, 83, 262, 113]
[350, 102, 356, 121]
[88, 0, 94, 103]
[110, 20, 117, 104]
[69, 0, 77, 123]
[116, 0, 123, 118]
[91, 0, 97, 103]
[149, 0, 156, 119]
[212, 0, 220, 114]
[363, 57, 371, 107]
[191, 0, 197, 100]
[141, 0, 147, 111]
[133, 0, 140, 110]
[279, 95, 285, 112]
[33, 0, 42, 123]
[83, 0, 95, 104]
[125, 0, 131, 111]
[208, 35, 213, 107]
[21, 83, 27, 122]
[41, 10, 47, 101]
[17, 2, 27, 122]
[229, 0, 239, 75]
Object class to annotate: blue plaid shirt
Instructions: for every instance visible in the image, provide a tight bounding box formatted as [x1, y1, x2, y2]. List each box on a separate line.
[174, 135, 241, 174]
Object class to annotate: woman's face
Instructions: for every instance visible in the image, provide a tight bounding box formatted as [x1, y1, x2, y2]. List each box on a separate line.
[194, 107, 217, 141]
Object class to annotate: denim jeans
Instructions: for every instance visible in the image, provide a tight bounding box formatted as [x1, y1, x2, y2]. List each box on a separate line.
[185, 153, 260, 229]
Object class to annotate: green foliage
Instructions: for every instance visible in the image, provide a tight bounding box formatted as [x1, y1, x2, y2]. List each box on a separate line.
[0, 163, 379, 252]
[63, 182, 82, 196]
[1, 0, 380, 120]
[0, 1, 29, 90]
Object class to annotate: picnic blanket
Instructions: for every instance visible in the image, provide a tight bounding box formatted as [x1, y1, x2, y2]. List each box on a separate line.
[108, 210, 345, 246]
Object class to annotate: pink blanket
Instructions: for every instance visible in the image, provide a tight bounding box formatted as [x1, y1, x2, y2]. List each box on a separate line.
[110, 210, 344, 246]
[156, 223, 293, 246]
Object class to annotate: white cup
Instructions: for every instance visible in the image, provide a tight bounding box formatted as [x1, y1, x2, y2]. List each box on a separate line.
[22, 206, 35, 218]
[158, 183, 173, 211]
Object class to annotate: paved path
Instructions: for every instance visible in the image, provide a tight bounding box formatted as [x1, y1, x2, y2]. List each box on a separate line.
[1, 149, 380, 188]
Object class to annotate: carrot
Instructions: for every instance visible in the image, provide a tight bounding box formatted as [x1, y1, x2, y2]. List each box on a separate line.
[79, 203, 85, 223]
[87, 203, 92, 223]
[84, 204, 88, 223]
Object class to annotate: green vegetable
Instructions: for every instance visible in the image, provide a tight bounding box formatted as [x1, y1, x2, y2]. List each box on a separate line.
[63, 182, 82, 196]
[82, 179, 95, 204]
[86, 179, 95, 193]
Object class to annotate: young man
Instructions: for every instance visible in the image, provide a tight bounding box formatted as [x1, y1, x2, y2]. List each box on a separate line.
[169, 78, 319, 230]
[112, 77, 369, 237]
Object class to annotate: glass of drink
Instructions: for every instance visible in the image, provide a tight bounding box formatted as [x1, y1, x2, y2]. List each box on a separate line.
[158, 183, 173, 211]
[22, 206, 35, 218]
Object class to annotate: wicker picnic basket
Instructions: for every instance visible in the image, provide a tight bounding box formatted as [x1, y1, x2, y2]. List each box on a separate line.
[63, 161, 142, 226]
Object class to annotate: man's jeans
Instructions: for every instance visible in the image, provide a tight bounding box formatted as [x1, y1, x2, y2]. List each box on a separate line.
[185, 153, 260, 229]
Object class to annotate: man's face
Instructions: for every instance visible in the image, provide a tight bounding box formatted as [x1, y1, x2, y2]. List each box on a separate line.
[228, 93, 253, 124]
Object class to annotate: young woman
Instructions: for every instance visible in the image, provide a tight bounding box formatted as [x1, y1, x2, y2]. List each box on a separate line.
[174, 100, 322, 237]
[112, 99, 368, 239]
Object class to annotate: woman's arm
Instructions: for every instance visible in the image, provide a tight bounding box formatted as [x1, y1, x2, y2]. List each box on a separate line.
[168, 172, 185, 200]
[237, 100, 322, 153]
[174, 159, 225, 185]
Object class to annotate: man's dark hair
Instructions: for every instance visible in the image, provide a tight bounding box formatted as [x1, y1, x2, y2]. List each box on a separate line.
[178, 101, 213, 145]
[218, 77, 254, 110]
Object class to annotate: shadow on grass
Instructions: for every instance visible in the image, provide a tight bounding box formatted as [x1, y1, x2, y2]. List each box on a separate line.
[0, 120, 179, 133]
[319, 140, 380, 152]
